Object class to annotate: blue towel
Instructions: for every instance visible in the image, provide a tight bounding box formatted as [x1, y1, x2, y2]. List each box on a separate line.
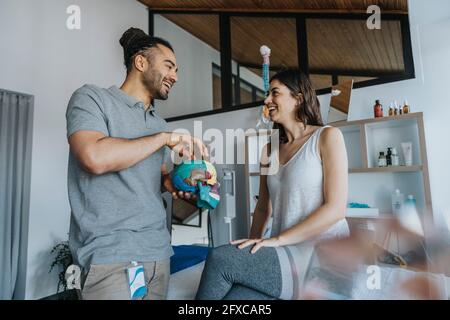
[348, 202, 371, 208]
[170, 245, 210, 274]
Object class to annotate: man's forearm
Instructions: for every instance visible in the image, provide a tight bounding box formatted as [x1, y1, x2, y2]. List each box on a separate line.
[85, 132, 168, 174]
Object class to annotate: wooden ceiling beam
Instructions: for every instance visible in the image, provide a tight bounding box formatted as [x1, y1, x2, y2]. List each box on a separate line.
[144, 7, 408, 15]
[308, 68, 404, 77]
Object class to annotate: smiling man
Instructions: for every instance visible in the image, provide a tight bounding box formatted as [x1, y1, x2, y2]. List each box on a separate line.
[65, 27, 206, 300]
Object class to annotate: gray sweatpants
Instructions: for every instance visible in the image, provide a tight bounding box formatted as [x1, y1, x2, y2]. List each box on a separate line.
[81, 260, 170, 300]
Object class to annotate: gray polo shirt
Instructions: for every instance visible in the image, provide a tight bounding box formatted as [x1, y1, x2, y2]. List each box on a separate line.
[66, 84, 173, 271]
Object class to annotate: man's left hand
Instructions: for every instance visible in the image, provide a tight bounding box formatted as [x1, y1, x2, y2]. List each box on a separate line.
[162, 172, 197, 201]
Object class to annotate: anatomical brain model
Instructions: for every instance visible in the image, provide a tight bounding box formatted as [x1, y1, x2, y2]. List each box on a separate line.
[171, 160, 220, 209]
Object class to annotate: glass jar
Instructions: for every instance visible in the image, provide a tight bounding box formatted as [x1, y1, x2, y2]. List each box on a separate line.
[378, 152, 387, 167]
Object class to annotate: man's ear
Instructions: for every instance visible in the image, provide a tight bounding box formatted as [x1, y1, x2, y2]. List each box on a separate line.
[133, 54, 147, 72]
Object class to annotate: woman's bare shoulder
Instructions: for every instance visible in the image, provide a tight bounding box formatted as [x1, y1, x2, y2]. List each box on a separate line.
[319, 126, 345, 152]
[322, 126, 343, 141]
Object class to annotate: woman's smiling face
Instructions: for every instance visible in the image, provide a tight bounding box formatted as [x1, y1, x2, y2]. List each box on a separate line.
[264, 79, 301, 124]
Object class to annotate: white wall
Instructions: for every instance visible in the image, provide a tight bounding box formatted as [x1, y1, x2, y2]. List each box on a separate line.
[154, 15, 264, 119]
[154, 15, 219, 118]
[0, 0, 148, 299]
[168, 0, 450, 230]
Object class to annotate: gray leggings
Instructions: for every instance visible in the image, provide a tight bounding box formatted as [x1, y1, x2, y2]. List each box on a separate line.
[195, 244, 282, 300]
[195, 244, 355, 300]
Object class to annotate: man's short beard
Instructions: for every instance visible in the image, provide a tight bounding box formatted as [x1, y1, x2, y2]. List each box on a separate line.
[142, 67, 168, 100]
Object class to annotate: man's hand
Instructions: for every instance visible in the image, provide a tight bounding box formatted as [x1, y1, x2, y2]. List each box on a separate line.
[161, 165, 197, 202]
[164, 132, 209, 160]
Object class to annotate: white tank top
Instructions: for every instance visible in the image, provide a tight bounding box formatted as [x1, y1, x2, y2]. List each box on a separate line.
[267, 126, 349, 241]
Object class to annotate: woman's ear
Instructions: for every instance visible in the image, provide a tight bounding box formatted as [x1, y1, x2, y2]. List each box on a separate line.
[296, 93, 304, 106]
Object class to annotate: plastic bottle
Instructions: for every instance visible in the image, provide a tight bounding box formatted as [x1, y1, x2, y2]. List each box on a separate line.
[386, 147, 393, 166]
[405, 195, 416, 206]
[391, 189, 404, 215]
[400, 195, 424, 236]
[391, 147, 400, 166]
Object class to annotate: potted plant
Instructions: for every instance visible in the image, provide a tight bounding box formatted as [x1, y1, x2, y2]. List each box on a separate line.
[49, 241, 73, 294]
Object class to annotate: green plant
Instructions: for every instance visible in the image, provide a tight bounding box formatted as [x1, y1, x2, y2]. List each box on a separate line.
[49, 241, 73, 293]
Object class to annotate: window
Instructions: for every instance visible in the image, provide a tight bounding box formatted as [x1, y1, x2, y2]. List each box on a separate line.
[212, 64, 265, 108]
[151, 12, 414, 121]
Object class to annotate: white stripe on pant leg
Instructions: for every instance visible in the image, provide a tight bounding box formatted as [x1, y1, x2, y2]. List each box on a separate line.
[275, 246, 293, 300]
[286, 244, 315, 299]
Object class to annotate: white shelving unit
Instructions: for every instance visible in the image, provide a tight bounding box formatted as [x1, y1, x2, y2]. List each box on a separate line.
[332, 112, 433, 220]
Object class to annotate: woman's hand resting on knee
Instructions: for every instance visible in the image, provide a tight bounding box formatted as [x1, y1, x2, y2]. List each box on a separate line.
[230, 237, 282, 254]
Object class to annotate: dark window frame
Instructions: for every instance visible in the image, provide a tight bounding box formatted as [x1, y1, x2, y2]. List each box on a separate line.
[148, 10, 415, 122]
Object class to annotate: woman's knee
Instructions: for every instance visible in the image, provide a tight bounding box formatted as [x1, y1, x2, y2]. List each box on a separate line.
[207, 244, 250, 266]
[207, 244, 236, 262]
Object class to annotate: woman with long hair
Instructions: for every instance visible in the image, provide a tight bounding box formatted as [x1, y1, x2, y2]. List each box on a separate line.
[196, 69, 350, 300]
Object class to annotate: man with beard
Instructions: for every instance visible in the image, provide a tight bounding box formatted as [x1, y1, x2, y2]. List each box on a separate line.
[65, 27, 207, 300]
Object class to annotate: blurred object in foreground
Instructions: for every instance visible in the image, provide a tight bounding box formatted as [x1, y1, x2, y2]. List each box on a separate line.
[299, 229, 450, 300]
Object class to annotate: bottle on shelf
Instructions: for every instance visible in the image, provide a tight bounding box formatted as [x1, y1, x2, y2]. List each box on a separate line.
[393, 101, 399, 116]
[374, 100, 383, 118]
[386, 147, 393, 166]
[402, 100, 410, 114]
[391, 189, 405, 215]
[391, 147, 400, 166]
[405, 194, 416, 206]
[388, 102, 394, 116]
[401, 142, 413, 166]
[378, 151, 387, 167]
[400, 195, 424, 236]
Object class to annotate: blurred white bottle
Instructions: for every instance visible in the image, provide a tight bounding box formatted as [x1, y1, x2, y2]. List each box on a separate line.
[391, 147, 400, 166]
[399, 195, 424, 237]
[391, 189, 404, 215]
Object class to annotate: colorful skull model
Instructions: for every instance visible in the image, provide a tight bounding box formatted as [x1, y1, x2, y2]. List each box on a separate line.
[171, 160, 220, 209]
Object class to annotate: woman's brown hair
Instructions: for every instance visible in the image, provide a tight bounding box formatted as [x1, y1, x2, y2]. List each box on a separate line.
[270, 69, 323, 144]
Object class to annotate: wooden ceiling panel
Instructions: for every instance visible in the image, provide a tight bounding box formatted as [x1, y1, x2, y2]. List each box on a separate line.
[161, 13, 405, 76]
[162, 15, 299, 72]
[307, 19, 404, 73]
[162, 14, 220, 51]
[155, 0, 409, 78]
[230, 17, 298, 70]
[140, 0, 408, 14]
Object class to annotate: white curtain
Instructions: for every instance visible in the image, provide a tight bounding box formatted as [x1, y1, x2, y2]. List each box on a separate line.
[0, 90, 33, 299]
